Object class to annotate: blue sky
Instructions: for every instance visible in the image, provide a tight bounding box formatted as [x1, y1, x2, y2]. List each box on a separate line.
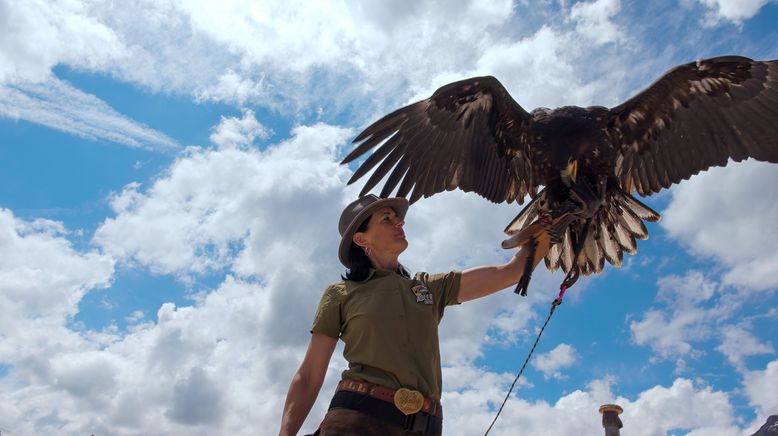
[1, 1, 777, 435]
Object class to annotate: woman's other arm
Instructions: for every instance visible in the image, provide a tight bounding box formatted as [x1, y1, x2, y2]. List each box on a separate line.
[278, 332, 337, 436]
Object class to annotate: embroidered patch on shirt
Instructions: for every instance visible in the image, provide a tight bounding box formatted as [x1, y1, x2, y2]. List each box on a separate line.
[411, 284, 434, 305]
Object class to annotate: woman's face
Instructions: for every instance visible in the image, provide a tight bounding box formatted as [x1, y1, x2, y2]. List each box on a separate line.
[355, 206, 408, 256]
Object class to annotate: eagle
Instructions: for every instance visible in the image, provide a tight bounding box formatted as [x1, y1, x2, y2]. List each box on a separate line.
[341, 56, 778, 294]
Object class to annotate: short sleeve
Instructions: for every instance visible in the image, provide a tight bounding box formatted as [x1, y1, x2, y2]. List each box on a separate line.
[310, 282, 345, 339]
[415, 271, 462, 319]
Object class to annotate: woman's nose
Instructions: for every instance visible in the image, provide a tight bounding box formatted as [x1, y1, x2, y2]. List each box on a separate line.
[394, 218, 404, 228]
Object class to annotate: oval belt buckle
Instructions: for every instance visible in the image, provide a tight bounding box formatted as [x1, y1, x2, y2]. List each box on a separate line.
[394, 387, 424, 415]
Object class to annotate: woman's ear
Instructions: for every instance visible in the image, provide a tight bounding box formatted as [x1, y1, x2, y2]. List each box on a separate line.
[353, 232, 368, 249]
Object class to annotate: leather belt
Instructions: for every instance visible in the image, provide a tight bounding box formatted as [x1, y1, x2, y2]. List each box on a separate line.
[329, 391, 442, 434]
[337, 379, 442, 417]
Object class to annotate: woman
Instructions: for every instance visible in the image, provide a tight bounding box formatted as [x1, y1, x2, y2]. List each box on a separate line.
[278, 194, 546, 436]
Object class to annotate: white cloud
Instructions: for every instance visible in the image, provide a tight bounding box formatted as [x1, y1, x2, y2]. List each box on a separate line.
[698, 0, 773, 24]
[569, 0, 625, 45]
[662, 161, 778, 292]
[208, 108, 272, 149]
[630, 271, 720, 359]
[656, 270, 718, 308]
[0, 77, 179, 150]
[195, 70, 270, 106]
[630, 268, 776, 380]
[0, 0, 182, 150]
[94, 123, 351, 278]
[0, 0, 639, 127]
[0, 0, 517, 115]
[744, 359, 778, 420]
[533, 343, 578, 380]
[442, 377, 739, 436]
[716, 325, 774, 370]
[0, 209, 114, 325]
[0, 0, 126, 84]
[631, 307, 709, 358]
[0, 209, 116, 433]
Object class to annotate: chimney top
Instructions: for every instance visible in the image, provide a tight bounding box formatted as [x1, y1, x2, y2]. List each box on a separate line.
[599, 404, 623, 415]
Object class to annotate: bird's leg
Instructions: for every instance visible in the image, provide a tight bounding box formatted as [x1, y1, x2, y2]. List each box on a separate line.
[514, 236, 537, 297]
[569, 176, 606, 219]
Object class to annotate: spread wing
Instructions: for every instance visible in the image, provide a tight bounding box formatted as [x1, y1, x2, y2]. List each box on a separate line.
[342, 76, 538, 204]
[609, 56, 778, 195]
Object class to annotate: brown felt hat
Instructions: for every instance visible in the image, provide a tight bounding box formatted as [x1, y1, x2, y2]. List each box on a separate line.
[338, 194, 409, 268]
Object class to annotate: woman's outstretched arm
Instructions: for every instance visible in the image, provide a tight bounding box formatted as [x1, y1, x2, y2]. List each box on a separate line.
[278, 332, 337, 436]
[458, 244, 546, 303]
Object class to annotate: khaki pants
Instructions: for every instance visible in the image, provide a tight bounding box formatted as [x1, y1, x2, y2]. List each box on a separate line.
[312, 407, 442, 436]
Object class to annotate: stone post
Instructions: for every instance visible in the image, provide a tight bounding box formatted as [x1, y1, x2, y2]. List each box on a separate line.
[599, 404, 623, 436]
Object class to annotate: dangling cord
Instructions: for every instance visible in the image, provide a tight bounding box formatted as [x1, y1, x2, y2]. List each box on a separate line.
[483, 293, 560, 436]
[484, 219, 591, 436]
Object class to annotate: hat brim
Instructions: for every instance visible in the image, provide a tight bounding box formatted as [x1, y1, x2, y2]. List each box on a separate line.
[338, 197, 409, 268]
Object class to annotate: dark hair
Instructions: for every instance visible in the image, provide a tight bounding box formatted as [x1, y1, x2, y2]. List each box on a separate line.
[342, 218, 372, 281]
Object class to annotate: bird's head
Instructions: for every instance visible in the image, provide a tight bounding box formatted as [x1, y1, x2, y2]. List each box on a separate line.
[543, 106, 608, 186]
[561, 157, 578, 186]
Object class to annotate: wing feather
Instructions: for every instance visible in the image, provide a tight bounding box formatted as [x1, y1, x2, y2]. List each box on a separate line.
[344, 76, 538, 204]
[610, 56, 778, 195]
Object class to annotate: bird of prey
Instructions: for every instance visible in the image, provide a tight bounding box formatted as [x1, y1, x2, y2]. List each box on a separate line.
[341, 56, 778, 294]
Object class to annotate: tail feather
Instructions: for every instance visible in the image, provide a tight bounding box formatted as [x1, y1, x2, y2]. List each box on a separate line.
[505, 187, 660, 277]
[545, 236, 562, 272]
[560, 227, 574, 273]
[623, 194, 661, 222]
[597, 217, 622, 267]
[581, 224, 603, 274]
[615, 195, 649, 239]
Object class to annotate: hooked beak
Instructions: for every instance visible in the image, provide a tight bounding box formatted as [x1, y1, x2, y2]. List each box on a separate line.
[562, 159, 578, 184]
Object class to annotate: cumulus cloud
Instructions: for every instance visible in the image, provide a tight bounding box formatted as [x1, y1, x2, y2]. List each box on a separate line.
[630, 271, 719, 359]
[1, 0, 517, 114]
[569, 0, 625, 45]
[195, 70, 270, 106]
[0, 1, 180, 149]
[94, 123, 351, 278]
[442, 377, 739, 436]
[656, 270, 719, 308]
[0, 0, 126, 84]
[0, 209, 116, 432]
[0, 0, 642, 136]
[533, 343, 578, 380]
[744, 359, 778, 420]
[0, 208, 114, 326]
[630, 267, 775, 378]
[208, 108, 272, 149]
[716, 325, 774, 370]
[662, 161, 778, 292]
[698, 0, 773, 24]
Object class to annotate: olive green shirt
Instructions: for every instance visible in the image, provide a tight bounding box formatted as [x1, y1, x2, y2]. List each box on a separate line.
[311, 268, 461, 400]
